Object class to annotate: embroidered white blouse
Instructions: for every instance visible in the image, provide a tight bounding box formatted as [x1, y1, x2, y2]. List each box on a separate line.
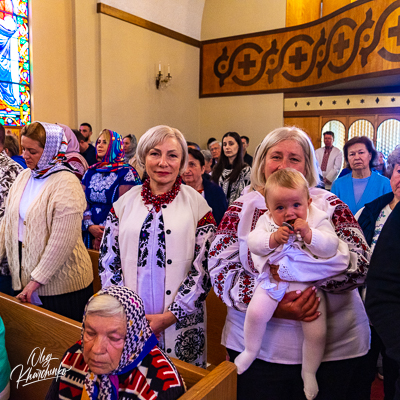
[99, 178, 216, 367]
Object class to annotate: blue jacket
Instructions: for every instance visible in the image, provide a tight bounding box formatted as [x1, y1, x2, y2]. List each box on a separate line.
[331, 171, 391, 215]
[203, 177, 228, 226]
[11, 155, 27, 169]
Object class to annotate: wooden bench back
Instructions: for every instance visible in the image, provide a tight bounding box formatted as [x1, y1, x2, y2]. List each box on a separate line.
[0, 293, 236, 400]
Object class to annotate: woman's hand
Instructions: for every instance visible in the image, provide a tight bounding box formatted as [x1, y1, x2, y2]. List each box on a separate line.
[92, 237, 101, 251]
[146, 311, 178, 336]
[88, 225, 105, 239]
[16, 280, 41, 303]
[273, 286, 320, 322]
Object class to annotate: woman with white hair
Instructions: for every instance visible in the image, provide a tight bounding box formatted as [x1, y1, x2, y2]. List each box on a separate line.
[209, 126, 371, 400]
[99, 125, 216, 367]
[45, 286, 185, 400]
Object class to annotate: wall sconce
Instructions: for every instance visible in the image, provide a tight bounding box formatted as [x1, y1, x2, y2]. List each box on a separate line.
[156, 62, 172, 89]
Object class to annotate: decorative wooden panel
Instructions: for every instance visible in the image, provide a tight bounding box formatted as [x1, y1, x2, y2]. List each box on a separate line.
[200, 0, 400, 97]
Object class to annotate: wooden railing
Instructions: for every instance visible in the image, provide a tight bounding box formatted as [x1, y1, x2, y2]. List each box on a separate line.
[0, 293, 236, 400]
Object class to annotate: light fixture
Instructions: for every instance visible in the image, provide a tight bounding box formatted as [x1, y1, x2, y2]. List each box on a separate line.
[156, 62, 172, 89]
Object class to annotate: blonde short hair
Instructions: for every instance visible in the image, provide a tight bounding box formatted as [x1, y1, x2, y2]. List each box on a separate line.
[136, 125, 188, 174]
[250, 126, 319, 189]
[265, 168, 310, 204]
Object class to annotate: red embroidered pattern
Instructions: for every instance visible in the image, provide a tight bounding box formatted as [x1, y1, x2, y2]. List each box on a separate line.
[239, 272, 255, 305]
[208, 236, 238, 257]
[141, 176, 182, 212]
[197, 211, 217, 228]
[215, 262, 240, 300]
[331, 202, 359, 228]
[316, 195, 370, 291]
[217, 208, 241, 235]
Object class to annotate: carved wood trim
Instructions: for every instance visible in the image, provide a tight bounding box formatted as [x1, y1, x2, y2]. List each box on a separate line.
[97, 3, 201, 48]
[201, 0, 400, 97]
[284, 107, 400, 117]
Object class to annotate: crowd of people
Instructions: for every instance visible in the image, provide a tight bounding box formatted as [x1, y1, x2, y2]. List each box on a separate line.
[0, 121, 399, 400]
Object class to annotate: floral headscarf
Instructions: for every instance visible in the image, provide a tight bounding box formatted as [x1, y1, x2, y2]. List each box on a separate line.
[81, 286, 157, 400]
[90, 130, 130, 173]
[30, 122, 75, 179]
[57, 123, 89, 179]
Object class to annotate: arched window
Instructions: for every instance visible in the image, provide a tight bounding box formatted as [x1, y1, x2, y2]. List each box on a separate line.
[0, 0, 30, 127]
[376, 119, 400, 158]
[321, 120, 345, 150]
[348, 119, 374, 141]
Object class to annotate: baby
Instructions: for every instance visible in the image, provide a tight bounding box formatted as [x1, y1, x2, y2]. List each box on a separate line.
[234, 169, 350, 400]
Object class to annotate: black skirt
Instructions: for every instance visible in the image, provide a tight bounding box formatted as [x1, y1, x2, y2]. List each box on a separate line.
[40, 284, 94, 322]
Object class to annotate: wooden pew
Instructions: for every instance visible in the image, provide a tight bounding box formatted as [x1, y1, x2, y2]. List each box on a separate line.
[0, 293, 236, 400]
[87, 249, 229, 367]
[87, 249, 101, 293]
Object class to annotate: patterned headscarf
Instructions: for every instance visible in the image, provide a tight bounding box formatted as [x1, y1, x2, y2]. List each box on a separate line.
[57, 122, 80, 154]
[82, 286, 157, 400]
[30, 122, 75, 179]
[90, 130, 130, 173]
[57, 123, 89, 180]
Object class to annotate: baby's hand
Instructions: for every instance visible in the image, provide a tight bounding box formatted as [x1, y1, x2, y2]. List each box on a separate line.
[272, 226, 291, 246]
[293, 218, 312, 244]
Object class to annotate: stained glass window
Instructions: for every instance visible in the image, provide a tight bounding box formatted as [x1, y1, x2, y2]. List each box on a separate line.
[0, 0, 30, 127]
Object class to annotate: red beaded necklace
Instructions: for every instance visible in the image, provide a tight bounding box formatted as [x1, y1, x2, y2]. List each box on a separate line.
[141, 176, 182, 212]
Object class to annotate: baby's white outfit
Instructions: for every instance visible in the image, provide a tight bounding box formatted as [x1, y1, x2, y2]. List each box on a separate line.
[248, 203, 350, 301]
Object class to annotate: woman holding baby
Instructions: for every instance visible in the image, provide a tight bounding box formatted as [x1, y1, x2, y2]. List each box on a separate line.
[208, 126, 370, 400]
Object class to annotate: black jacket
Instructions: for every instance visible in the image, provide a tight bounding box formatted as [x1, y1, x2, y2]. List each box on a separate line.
[203, 177, 228, 226]
[365, 200, 400, 366]
[357, 192, 394, 246]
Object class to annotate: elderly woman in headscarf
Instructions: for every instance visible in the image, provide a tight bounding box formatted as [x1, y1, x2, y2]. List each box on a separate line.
[0, 122, 93, 321]
[45, 286, 186, 400]
[82, 129, 141, 250]
[122, 134, 137, 163]
[57, 123, 88, 180]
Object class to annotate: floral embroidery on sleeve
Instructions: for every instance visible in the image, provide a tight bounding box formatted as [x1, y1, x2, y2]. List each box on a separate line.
[99, 207, 124, 287]
[208, 203, 258, 312]
[168, 211, 216, 323]
[317, 196, 371, 292]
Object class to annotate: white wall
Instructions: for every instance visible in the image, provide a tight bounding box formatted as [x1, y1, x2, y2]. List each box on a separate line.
[30, 0, 286, 150]
[99, 13, 201, 141]
[199, 0, 286, 152]
[31, 0, 201, 143]
[99, 0, 205, 40]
